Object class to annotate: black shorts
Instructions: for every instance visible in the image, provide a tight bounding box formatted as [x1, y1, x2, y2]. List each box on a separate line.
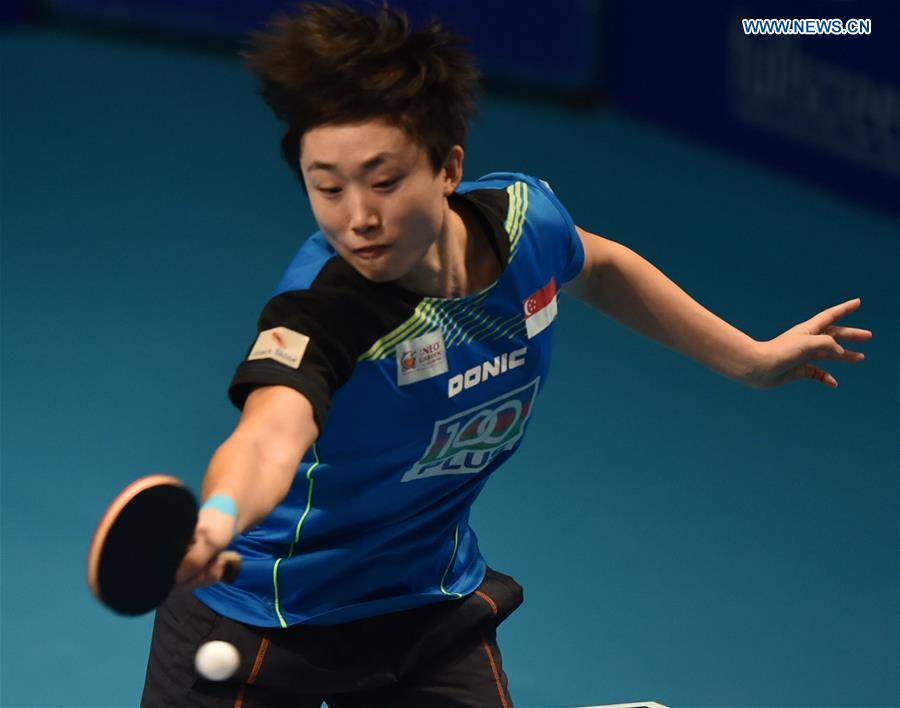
[141, 567, 523, 708]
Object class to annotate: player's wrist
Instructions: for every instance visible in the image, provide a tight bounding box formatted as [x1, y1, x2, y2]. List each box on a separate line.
[737, 338, 768, 388]
[200, 494, 240, 539]
[201, 494, 238, 517]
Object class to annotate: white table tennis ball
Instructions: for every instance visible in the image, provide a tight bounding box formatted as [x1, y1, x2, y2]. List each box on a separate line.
[195, 640, 240, 681]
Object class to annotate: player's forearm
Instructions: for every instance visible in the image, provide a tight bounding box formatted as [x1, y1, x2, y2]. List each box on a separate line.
[175, 388, 315, 585]
[580, 242, 761, 383]
[201, 432, 299, 533]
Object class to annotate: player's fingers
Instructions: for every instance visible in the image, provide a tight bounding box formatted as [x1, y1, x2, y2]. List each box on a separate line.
[219, 551, 243, 584]
[806, 298, 861, 332]
[182, 565, 221, 590]
[176, 509, 237, 586]
[175, 537, 218, 585]
[180, 551, 242, 590]
[834, 349, 866, 363]
[807, 334, 845, 360]
[796, 363, 837, 388]
[824, 325, 873, 341]
[174, 555, 203, 586]
[811, 348, 866, 363]
[809, 333, 868, 363]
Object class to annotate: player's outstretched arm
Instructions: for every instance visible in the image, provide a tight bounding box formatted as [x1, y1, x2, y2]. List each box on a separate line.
[563, 226, 871, 388]
[175, 385, 319, 587]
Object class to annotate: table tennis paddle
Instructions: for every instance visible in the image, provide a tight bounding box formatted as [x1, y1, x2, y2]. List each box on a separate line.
[87, 474, 242, 616]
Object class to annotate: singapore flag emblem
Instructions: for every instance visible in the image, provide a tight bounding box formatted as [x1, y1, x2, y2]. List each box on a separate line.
[523, 277, 558, 339]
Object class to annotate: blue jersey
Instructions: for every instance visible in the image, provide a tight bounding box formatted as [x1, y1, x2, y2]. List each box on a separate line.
[195, 173, 585, 627]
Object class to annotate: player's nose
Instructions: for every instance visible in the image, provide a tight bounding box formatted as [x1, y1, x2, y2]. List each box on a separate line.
[348, 191, 380, 235]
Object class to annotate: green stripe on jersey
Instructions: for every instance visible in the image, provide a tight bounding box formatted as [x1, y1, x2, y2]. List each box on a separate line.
[273, 443, 321, 627]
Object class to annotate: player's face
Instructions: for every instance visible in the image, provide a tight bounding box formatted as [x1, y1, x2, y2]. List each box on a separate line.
[299, 120, 461, 284]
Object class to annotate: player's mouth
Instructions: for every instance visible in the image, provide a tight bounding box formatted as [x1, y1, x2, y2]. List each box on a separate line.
[354, 245, 390, 259]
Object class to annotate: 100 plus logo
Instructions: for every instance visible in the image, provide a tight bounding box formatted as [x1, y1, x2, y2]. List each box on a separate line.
[401, 378, 540, 482]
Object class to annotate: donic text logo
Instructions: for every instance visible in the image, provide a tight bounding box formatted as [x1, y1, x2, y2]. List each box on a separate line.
[401, 378, 540, 482]
[448, 347, 527, 398]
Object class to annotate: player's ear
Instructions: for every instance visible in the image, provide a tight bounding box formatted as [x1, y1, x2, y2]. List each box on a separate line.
[441, 145, 464, 196]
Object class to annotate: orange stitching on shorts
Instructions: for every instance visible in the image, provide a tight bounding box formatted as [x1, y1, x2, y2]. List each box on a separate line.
[233, 633, 271, 708]
[475, 590, 498, 616]
[248, 634, 270, 683]
[480, 628, 510, 708]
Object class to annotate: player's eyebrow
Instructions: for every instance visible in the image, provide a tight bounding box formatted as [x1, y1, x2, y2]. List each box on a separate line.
[307, 152, 396, 173]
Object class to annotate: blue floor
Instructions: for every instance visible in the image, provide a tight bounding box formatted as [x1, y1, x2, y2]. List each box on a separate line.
[1, 27, 897, 708]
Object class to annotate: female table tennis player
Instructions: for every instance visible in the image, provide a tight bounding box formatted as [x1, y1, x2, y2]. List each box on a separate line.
[140, 4, 871, 706]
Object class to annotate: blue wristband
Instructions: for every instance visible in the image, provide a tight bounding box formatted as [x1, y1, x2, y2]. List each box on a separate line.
[201, 494, 238, 518]
[201, 494, 239, 536]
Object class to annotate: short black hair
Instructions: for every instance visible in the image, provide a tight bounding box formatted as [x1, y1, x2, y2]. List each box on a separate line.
[241, 2, 480, 180]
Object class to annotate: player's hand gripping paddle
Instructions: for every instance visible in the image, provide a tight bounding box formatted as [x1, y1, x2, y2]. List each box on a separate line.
[87, 474, 242, 615]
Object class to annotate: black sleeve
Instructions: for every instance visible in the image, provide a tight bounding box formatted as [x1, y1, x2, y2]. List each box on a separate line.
[228, 256, 420, 431]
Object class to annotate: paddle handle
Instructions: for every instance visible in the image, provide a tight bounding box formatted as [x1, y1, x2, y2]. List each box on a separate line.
[219, 550, 243, 584]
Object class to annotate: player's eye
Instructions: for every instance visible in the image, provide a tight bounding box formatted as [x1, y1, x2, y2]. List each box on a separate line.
[316, 186, 342, 196]
[373, 177, 401, 191]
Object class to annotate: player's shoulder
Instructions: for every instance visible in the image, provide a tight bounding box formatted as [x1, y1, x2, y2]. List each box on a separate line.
[460, 171, 555, 194]
[273, 231, 338, 294]
[258, 246, 421, 359]
[461, 172, 564, 217]
[465, 172, 571, 232]
[269, 231, 395, 299]
[268, 255, 418, 326]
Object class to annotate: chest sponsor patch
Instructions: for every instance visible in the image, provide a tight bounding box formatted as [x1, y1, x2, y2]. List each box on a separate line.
[523, 277, 558, 339]
[401, 377, 540, 482]
[247, 327, 309, 369]
[396, 329, 448, 386]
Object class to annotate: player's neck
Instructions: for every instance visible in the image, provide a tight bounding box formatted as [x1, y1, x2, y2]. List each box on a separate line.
[398, 199, 496, 299]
